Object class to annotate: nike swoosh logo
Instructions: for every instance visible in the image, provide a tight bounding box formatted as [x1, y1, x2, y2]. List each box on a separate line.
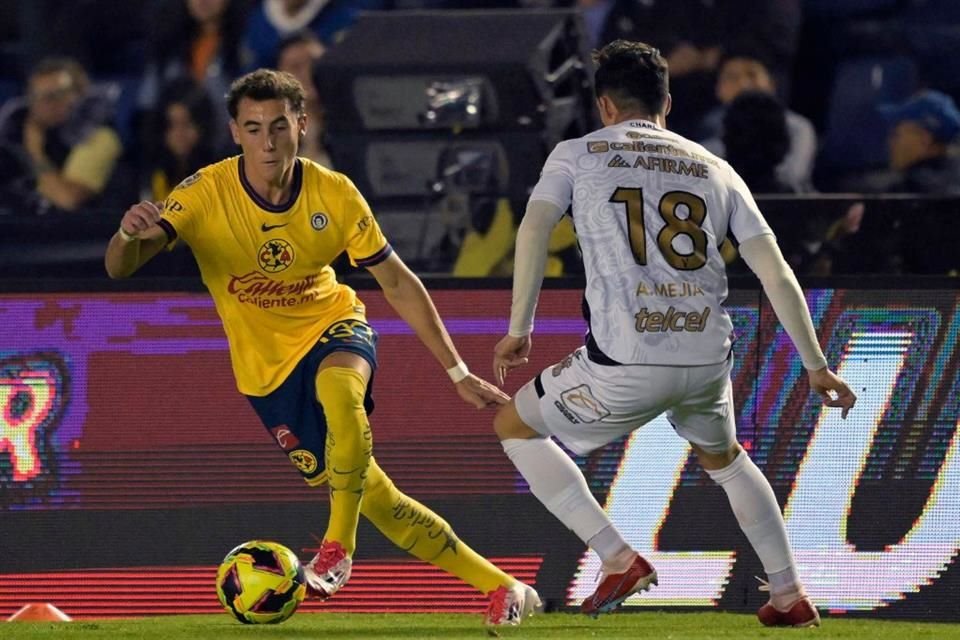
[261, 222, 289, 232]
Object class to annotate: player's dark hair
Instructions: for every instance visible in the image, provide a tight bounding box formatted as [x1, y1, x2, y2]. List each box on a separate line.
[593, 40, 669, 116]
[226, 69, 306, 119]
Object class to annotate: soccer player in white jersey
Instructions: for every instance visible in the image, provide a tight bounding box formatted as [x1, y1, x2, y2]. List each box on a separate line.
[491, 40, 856, 627]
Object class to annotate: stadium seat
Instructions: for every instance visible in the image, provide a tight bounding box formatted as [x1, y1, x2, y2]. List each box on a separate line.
[818, 55, 918, 172]
[903, 0, 960, 24]
[904, 25, 960, 98]
[96, 74, 142, 154]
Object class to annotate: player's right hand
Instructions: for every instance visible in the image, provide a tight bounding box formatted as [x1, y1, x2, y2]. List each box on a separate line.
[493, 334, 531, 385]
[455, 373, 510, 409]
[807, 367, 857, 419]
[120, 200, 163, 238]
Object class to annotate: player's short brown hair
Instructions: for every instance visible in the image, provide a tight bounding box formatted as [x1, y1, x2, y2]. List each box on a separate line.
[226, 69, 306, 119]
[593, 40, 669, 116]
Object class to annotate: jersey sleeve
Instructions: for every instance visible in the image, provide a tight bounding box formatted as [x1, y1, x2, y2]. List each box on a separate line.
[158, 171, 209, 248]
[338, 173, 392, 268]
[726, 165, 774, 243]
[529, 141, 575, 210]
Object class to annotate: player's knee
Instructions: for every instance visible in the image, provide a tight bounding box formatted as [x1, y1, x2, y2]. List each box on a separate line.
[364, 461, 395, 500]
[693, 441, 742, 470]
[315, 366, 366, 411]
[493, 403, 538, 441]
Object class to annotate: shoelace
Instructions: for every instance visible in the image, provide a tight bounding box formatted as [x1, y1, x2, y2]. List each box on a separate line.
[310, 539, 344, 572]
[317, 547, 341, 570]
[485, 588, 508, 623]
[755, 576, 771, 593]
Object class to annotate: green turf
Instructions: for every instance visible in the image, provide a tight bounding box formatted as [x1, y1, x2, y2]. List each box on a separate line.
[5, 612, 960, 640]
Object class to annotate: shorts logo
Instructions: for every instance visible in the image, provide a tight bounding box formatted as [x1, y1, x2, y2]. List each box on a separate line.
[289, 449, 318, 475]
[554, 400, 580, 424]
[270, 425, 299, 451]
[258, 239, 295, 273]
[551, 350, 583, 377]
[560, 384, 611, 423]
[311, 212, 328, 230]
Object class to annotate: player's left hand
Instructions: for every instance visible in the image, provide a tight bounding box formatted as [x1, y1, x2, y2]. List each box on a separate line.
[455, 373, 510, 409]
[493, 334, 531, 385]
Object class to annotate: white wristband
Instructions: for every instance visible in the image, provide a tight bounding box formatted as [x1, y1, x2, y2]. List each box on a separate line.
[446, 361, 469, 384]
[118, 226, 138, 243]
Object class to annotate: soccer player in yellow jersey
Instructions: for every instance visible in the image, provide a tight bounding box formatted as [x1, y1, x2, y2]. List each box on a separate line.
[104, 69, 539, 627]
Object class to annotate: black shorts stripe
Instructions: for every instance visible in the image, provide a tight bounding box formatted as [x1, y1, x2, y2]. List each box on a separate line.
[534, 374, 545, 399]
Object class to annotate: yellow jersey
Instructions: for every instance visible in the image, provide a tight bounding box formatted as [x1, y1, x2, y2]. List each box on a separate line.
[158, 156, 391, 396]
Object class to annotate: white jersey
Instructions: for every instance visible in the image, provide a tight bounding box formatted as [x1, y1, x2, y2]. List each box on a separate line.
[530, 119, 772, 366]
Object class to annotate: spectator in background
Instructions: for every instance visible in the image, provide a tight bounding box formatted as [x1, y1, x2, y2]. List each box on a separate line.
[276, 30, 332, 168]
[880, 90, 960, 195]
[623, 0, 802, 137]
[0, 57, 123, 213]
[722, 91, 794, 194]
[575, 0, 644, 51]
[138, 0, 251, 155]
[699, 52, 816, 192]
[143, 79, 218, 201]
[243, 0, 386, 70]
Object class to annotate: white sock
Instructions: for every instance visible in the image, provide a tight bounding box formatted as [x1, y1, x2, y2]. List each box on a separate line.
[502, 437, 614, 548]
[588, 525, 635, 573]
[706, 450, 802, 603]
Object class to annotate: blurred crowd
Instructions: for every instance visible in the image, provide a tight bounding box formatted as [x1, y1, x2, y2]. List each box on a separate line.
[0, 1, 957, 241]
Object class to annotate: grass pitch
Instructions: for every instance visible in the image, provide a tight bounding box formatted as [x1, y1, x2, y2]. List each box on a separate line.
[5, 612, 960, 640]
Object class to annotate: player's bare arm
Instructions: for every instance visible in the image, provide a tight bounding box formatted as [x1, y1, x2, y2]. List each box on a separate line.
[739, 233, 857, 418]
[366, 252, 508, 408]
[104, 200, 168, 279]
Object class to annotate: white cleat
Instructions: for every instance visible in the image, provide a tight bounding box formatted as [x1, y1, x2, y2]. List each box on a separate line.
[304, 540, 352, 599]
[484, 582, 542, 627]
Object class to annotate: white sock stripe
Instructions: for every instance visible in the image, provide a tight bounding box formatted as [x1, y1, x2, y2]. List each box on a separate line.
[704, 449, 749, 484]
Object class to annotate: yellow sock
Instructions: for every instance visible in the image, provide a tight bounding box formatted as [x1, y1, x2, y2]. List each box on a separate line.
[316, 366, 372, 556]
[360, 458, 514, 594]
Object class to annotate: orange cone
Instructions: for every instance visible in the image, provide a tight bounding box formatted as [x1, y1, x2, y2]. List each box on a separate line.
[7, 603, 72, 622]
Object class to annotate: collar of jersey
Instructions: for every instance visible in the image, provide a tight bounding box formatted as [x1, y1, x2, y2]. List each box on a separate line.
[625, 118, 662, 130]
[238, 156, 303, 213]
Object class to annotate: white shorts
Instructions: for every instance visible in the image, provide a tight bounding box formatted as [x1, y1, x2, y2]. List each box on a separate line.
[514, 346, 736, 455]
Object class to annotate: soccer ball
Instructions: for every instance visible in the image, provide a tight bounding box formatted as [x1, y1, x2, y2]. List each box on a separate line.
[215, 540, 307, 624]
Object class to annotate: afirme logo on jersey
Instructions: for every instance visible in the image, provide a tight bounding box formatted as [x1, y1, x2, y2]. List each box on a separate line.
[635, 306, 711, 333]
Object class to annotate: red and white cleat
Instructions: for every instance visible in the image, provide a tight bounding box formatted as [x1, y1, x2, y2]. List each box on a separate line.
[758, 596, 821, 627]
[483, 582, 542, 627]
[303, 540, 352, 599]
[580, 553, 658, 617]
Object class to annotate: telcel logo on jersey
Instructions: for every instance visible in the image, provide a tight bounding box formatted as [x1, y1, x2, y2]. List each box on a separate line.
[635, 306, 711, 332]
[227, 272, 319, 309]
